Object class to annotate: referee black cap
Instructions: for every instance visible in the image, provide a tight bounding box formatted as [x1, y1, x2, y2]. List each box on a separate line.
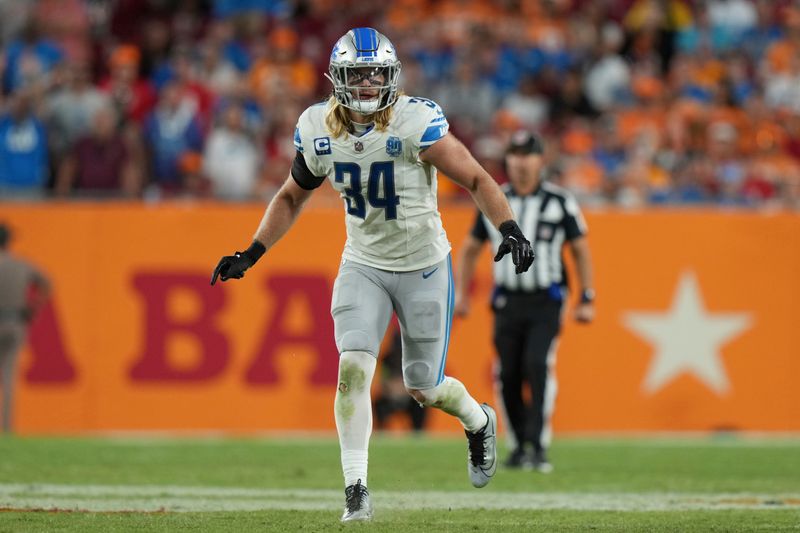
[507, 130, 545, 155]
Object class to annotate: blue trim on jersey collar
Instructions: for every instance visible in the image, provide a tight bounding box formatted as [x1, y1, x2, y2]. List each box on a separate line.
[351, 122, 374, 137]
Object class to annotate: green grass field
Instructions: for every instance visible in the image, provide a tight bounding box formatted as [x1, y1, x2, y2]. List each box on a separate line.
[1, 434, 799, 532]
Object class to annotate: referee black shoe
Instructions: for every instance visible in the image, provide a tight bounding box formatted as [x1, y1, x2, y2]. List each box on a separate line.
[532, 449, 554, 474]
[504, 447, 531, 469]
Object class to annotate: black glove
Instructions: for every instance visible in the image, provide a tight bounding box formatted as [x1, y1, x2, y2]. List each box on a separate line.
[493, 220, 534, 274]
[210, 241, 266, 285]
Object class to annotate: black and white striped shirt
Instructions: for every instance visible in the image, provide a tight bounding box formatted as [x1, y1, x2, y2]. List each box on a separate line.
[471, 181, 587, 293]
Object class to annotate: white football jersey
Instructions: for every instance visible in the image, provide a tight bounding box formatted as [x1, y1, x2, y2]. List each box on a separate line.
[294, 95, 452, 271]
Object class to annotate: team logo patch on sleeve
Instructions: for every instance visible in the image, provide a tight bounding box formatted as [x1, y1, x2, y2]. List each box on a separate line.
[293, 127, 303, 152]
[386, 136, 402, 157]
[314, 137, 332, 155]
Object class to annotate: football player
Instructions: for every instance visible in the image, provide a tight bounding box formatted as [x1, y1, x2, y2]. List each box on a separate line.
[211, 27, 534, 522]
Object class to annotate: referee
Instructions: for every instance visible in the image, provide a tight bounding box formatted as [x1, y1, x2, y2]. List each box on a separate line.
[455, 131, 595, 472]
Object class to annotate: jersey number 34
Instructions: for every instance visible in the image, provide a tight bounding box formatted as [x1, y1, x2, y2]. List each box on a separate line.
[334, 161, 399, 220]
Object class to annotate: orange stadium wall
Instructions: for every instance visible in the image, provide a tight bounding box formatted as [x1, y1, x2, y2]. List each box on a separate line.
[1, 203, 798, 435]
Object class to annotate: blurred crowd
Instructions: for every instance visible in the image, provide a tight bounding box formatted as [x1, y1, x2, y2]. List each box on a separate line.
[1, 0, 800, 208]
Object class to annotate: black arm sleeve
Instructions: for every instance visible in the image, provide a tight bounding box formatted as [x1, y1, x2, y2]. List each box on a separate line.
[291, 151, 326, 190]
[469, 209, 489, 242]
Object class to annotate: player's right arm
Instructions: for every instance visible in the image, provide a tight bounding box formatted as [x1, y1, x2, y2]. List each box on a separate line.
[252, 172, 315, 251]
[210, 150, 323, 285]
[211, 107, 328, 285]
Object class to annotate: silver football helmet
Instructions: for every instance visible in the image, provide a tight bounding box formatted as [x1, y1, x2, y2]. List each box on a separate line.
[326, 28, 402, 115]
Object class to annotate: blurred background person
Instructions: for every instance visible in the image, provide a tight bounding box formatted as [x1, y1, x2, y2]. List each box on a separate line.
[142, 79, 204, 197]
[2, 19, 63, 96]
[0, 0, 795, 208]
[0, 90, 49, 199]
[202, 101, 262, 200]
[43, 61, 107, 170]
[55, 105, 141, 198]
[99, 44, 157, 127]
[177, 150, 208, 198]
[0, 222, 51, 433]
[455, 131, 595, 473]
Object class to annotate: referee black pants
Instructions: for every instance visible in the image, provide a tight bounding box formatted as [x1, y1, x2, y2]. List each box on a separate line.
[493, 291, 562, 452]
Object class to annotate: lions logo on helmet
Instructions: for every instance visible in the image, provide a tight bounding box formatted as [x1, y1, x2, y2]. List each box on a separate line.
[326, 28, 402, 115]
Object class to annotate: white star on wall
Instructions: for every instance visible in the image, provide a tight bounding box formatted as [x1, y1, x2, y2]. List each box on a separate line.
[623, 272, 753, 395]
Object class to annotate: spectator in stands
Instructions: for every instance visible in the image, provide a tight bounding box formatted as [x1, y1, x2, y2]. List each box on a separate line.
[434, 59, 498, 137]
[0, 1, 36, 46]
[591, 116, 628, 184]
[406, 20, 455, 87]
[0, 90, 49, 198]
[549, 67, 598, 129]
[707, 0, 758, 51]
[55, 105, 140, 198]
[138, 17, 173, 80]
[584, 22, 631, 111]
[501, 75, 549, 131]
[2, 20, 63, 95]
[99, 45, 157, 125]
[0, 0, 796, 209]
[32, 0, 90, 64]
[261, 101, 300, 195]
[44, 62, 107, 165]
[623, 0, 692, 73]
[152, 46, 214, 129]
[203, 102, 261, 200]
[142, 80, 204, 195]
[196, 39, 241, 96]
[178, 150, 207, 198]
[707, 121, 748, 203]
[248, 26, 316, 108]
[741, 0, 784, 61]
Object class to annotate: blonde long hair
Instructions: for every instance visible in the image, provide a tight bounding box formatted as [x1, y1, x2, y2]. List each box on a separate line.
[324, 93, 401, 139]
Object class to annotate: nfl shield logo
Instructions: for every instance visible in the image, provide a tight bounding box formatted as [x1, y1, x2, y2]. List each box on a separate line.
[354, 141, 364, 153]
[386, 136, 402, 157]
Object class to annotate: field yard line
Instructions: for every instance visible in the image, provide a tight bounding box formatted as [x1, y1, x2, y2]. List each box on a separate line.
[1, 484, 799, 512]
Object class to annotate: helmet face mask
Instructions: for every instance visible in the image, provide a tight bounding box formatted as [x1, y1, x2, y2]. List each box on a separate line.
[326, 28, 402, 115]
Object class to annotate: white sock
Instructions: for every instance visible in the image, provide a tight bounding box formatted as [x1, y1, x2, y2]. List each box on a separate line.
[334, 350, 377, 488]
[422, 376, 488, 433]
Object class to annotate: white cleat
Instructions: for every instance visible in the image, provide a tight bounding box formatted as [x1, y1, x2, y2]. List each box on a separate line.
[341, 479, 373, 522]
[465, 403, 497, 488]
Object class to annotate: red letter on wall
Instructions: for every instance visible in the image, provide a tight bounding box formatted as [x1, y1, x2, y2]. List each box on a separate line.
[130, 273, 229, 381]
[26, 300, 77, 383]
[246, 275, 338, 385]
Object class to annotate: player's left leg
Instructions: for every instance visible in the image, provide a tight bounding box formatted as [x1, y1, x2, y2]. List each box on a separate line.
[392, 255, 497, 488]
[331, 261, 394, 521]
